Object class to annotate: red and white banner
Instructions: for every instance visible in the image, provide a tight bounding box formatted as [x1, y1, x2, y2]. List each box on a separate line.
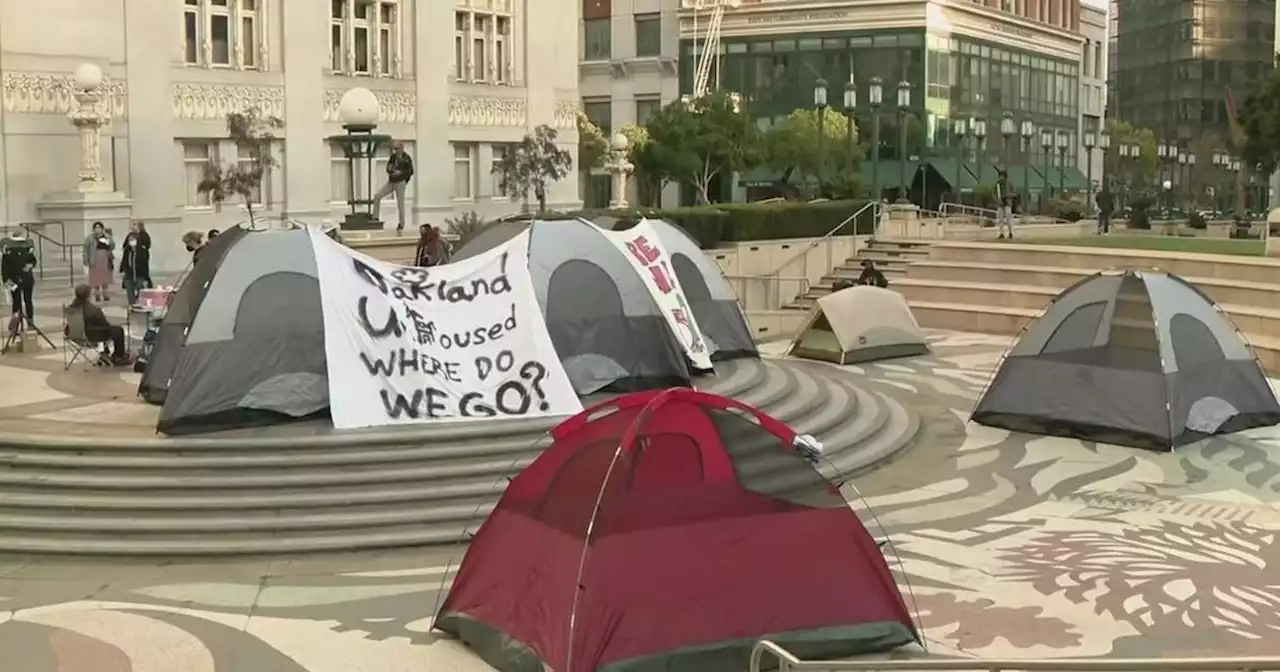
[601, 219, 713, 371]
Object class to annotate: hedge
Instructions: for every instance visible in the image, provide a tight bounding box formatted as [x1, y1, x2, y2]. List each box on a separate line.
[561, 199, 875, 249]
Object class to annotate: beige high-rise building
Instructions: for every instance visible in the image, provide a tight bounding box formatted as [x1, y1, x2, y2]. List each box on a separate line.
[0, 0, 581, 272]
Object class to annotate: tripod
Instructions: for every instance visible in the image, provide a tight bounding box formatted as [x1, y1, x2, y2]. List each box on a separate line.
[2, 286, 56, 354]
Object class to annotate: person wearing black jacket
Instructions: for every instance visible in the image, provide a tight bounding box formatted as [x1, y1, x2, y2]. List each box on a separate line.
[67, 284, 128, 363]
[1, 232, 37, 327]
[120, 220, 152, 305]
[856, 260, 889, 288]
[373, 141, 415, 233]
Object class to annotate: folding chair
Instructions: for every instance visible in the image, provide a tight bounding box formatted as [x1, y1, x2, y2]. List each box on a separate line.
[63, 307, 109, 371]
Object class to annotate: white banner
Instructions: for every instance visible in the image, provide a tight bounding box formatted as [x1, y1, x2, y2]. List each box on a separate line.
[308, 229, 581, 430]
[601, 219, 714, 371]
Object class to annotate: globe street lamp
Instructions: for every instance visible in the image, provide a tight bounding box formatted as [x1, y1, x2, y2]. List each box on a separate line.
[1097, 126, 1111, 198]
[1055, 129, 1070, 195]
[1213, 151, 1230, 211]
[328, 87, 390, 230]
[1020, 117, 1035, 210]
[1082, 129, 1096, 208]
[842, 81, 857, 177]
[868, 77, 883, 202]
[952, 117, 969, 197]
[973, 116, 988, 185]
[1039, 127, 1053, 204]
[999, 111, 1016, 173]
[1157, 142, 1174, 214]
[1183, 151, 1196, 208]
[813, 78, 829, 187]
[896, 80, 912, 203]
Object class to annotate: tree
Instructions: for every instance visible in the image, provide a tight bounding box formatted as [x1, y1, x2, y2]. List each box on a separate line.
[492, 124, 573, 212]
[577, 113, 608, 171]
[643, 92, 761, 204]
[1103, 119, 1159, 191]
[618, 124, 666, 207]
[198, 107, 282, 227]
[1239, 67, 1280, 178]
[762, 108, 859, 197]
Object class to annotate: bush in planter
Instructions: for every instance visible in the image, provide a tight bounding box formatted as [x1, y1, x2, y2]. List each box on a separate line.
[1186, 211, 1208, 230]
[1047, 198, 1086, 222]
[567, 199, 874, 248]
[1125, 194, 1155, 230]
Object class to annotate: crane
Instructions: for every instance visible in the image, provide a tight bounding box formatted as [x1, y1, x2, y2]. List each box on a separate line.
[683, 0, 741, 101]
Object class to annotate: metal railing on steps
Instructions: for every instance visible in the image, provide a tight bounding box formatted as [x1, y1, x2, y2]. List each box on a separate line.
[750, 641, 1280, 672]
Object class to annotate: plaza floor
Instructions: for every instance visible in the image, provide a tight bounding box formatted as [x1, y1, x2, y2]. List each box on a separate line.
[2, 297, 1280, 668]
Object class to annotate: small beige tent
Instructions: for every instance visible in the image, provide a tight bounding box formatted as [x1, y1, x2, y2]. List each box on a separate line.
[788, 286, 930, 364]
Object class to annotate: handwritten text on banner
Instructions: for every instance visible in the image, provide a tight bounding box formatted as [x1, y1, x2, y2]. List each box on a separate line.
[308, 229, 581, 430]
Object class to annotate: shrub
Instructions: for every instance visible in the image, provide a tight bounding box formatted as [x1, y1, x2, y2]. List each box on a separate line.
[567, 199, 875, 248]
[1186, 211, 1208, 230]
[1046, 198, 1086, 222]
[444, 210, 487, 248]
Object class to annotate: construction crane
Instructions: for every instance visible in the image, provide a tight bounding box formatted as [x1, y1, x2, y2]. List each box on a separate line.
[683, 0, 741, 101]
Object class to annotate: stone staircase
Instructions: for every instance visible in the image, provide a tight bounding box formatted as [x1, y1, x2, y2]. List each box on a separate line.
[787, 239, 935, 310]
[0, 358, 922, 556]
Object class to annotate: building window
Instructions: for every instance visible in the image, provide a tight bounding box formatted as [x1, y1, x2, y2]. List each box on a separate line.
[584, 18, 611, 61]
[635, 97, 660, 124]
[183, 0, 261, 69]
[453, 143, 475, 199]
[634, 14, 661, 57]
[331, 0, 401, 76]
[491, 144, 513, 197]
[456, 2, 515, 84]
[236, 143, 268, 205]
[583, 98, 612, 135]
[183, 141, 216, 208]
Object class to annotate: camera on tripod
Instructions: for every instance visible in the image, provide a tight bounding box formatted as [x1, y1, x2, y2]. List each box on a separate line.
[2, 229, 45, 353]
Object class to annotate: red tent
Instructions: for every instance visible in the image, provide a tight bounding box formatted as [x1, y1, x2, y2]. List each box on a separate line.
[435, 388, 918, 672]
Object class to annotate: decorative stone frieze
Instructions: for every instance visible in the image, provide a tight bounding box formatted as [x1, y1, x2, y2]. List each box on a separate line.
[171, 83, 285, 121]
[323, 89, 416, 124]
[447, 95, 527, 127]
[553, 99, 579, 130]
[1, 71, 127, 117]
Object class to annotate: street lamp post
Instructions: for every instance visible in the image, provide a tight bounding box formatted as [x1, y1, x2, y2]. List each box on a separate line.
[896, 80, 912, 203]
[1157, 143, 1173, 214]
[973, 116, 988, 186]
[1055, 130, 1069, 195]
[1184, 152, 1196, 209]
[1213, 151, 1229, 211]
[1040, 128, 1053, 207]
[1097, 127, 1111, 197]
[869, 77, 883, 202]
[1082, 129, 1096, 208]
[1020, 117, 1035, 211]
[952, 117, 968, 198]
[999, 111, 1016, 173]
[842, 81, 857, 177]
[814, 78, 828, 189]
[328, 87, 391, 230]
[1116, 143, 1135, 209]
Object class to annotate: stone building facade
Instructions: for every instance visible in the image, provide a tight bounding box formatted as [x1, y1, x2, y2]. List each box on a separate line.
[0, 0, 581, 272]
[1078, 3, 1106, 194]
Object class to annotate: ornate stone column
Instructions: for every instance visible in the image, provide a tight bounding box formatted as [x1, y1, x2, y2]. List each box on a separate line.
[67, 64, 111, 193]
[605, 133, 633, 209]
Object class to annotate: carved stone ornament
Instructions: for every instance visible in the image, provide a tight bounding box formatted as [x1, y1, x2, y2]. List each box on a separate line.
[447, 95, 527, 128]
[1, 71, 127, 117]
[172, 83, 285, 121]
[553, 99, 579, 130]
[322, 89, 416, 124]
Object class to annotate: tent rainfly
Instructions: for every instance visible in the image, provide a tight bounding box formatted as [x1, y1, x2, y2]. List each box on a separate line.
[788, 285, 930, 365]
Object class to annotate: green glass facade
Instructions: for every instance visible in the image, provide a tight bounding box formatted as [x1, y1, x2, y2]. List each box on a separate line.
[680, 28, 1081, 194]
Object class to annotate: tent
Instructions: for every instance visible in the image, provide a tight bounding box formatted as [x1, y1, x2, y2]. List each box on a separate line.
[157, 229, 329, 435]
[435, 388, 919, 672]
[453, 219, 694, 395]
[788, 286, 930, 364]
[972, 269, 1280, 451]
[137, 226, 247, 404]
[593, 217, 759, 360]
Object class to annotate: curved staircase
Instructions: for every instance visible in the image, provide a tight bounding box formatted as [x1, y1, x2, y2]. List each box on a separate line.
[0, 359, 920, 556]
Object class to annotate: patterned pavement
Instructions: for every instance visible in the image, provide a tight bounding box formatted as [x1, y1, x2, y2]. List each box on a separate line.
[1, 326, 1280, 667]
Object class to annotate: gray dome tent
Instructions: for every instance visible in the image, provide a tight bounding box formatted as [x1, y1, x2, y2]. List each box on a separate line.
[972, 269, 1280, 451]
[598, 217, 759, 360]
[452, 218, 696, 394]
[157, 229, 329, 435]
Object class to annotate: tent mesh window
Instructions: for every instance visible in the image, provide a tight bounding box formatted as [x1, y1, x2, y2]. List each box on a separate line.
[1037, 276, 1163, 372]
[705, 407, 848, 509]
[1169, 312, 1228, 369]
[793, 314, 840, 357]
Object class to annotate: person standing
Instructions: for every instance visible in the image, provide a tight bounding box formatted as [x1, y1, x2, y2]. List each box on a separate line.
[373, 141, 414, 233]
[1, 232, 36, 327]
[995, 171, 1014, 239]
[183, 231, 207, 265]
[1096, 187, 1115, 235]
[83, 221, 115, 302]
[120, 221, 153, 305]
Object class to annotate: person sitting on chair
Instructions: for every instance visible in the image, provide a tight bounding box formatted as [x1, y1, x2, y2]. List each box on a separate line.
[857, 259, 889, 288]
[68, 284, 128, 364]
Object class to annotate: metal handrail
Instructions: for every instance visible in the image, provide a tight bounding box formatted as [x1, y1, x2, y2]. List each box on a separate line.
[19, 221, 76, 287]
[939, 201, 998, 220]
[766, 200, 881, 277]
[750, 641, 1280, 672]
[723, 274, 810, 311]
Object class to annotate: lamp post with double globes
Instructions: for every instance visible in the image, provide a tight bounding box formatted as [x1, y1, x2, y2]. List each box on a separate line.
[972, 116, 988, 185]
[813, 78, 829, 188]
[1055, 129, 1070, 195]
[999, 111, 1016, 173]
[328, 87, 392, 230]
[896, 80, 912, 203]
[868, 77, 883, 202]
[952, 117, 969, 190]
[1020, 117, 1035, 209]
[1040, 127, 1054, 204]
[842, 81, 857, 176]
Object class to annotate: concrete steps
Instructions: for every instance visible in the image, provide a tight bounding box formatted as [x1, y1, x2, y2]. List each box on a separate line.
[0, 358, 922, 556]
